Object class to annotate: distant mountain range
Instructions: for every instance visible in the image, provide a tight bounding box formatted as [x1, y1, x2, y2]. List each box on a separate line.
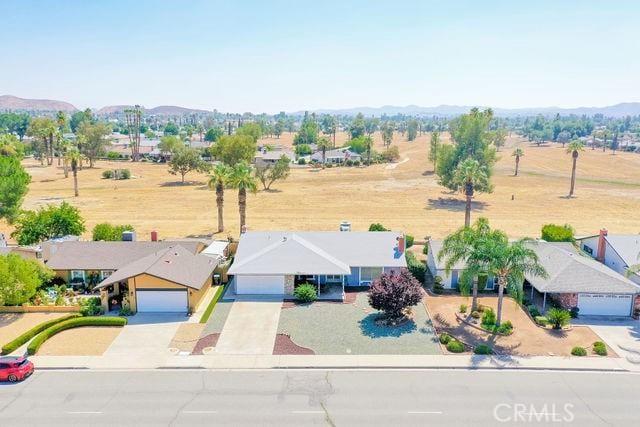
[3, 94, 640, 118]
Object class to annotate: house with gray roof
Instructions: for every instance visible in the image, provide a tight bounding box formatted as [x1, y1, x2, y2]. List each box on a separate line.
[577, 229, 640, 285]
[228, 231, 407, 299]
[311, 147, 361, 164]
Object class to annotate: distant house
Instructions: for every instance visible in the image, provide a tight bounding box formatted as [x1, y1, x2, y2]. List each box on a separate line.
[577, 230, 640, 285]
[228, 231, 407, 300]
[44, 240, 217, 313]
[254, 146, 294, 166]
[311, 147, 361, 164]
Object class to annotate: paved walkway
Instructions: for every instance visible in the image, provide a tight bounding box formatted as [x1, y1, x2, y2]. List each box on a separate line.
[104, 313, 186, 360]
[576, 318, 640, 364]
[214, 298, 282, 355]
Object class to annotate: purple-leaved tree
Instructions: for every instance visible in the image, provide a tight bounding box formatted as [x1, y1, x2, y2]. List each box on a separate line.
[368, 268, 423, 321]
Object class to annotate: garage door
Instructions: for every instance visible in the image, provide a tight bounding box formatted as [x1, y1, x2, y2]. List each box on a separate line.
[136, 290, 187, 312]
[235, 275, 285, 295]
[578, 293, 632, 316]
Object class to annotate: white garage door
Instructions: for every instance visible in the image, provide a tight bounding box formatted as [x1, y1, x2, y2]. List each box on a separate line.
[235, 275, 285, 295]
[136, 290, 187, 312]
[578, 293, 632, 316]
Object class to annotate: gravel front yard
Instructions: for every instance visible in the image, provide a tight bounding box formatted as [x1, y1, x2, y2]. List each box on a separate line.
[277, 293, 440, 355]
[425, 295, 616, 357]
[36, 326, 122, 356]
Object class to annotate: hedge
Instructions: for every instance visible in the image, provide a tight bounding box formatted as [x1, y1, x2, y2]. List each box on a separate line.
[27, 316, 127, 355]
[1, 314, 82, 355]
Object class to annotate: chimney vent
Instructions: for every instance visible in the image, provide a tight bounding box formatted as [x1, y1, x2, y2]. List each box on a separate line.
[339, 221, 351, 232]
[397, 235, 405, 254]
[151, 231, 158, 242]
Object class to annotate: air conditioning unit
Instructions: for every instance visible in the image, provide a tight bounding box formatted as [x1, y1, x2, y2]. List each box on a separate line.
[339, 221, 351, 232]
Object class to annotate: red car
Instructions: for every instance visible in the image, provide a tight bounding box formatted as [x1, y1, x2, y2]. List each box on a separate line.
[0, 356, 34, 382]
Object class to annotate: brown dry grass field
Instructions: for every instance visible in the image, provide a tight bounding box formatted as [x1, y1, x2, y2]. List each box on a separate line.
[3, 131, 640, 242]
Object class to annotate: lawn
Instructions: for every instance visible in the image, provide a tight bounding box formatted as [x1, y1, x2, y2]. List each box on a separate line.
[3, 131, 640, 242]
[276, 292, 440, 355]
[424, 294, 616, 357]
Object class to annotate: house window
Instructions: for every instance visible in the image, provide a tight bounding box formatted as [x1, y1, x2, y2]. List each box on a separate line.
[326, 274, 342, 283]
[70, 270, 85, 282]
[100, 270, 114, 280]
[583, 245, 593, 255]
[360, 267, 383, 284]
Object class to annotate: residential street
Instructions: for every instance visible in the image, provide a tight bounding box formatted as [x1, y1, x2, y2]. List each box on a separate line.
[0, 369, 638, 426]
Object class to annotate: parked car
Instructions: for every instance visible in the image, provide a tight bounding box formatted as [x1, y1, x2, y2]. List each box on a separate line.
[0, 357, 34, 382]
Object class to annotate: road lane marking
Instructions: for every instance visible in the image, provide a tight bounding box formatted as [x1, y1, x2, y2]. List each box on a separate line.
[408, 411, 443, 414]
[66, 411, 102, 414]
[182, 410, 218, 414]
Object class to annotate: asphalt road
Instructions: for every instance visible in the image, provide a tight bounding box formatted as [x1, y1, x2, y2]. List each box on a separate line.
[0, 369, 638, 426]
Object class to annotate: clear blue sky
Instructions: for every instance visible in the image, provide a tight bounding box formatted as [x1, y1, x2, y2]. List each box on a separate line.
[2, 0, 639, 113]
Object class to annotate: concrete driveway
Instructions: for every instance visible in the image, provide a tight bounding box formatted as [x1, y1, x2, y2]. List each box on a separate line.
[104, 313, 187, 357]
[578, 318, 640, 364]
[215, 298, 282, 355]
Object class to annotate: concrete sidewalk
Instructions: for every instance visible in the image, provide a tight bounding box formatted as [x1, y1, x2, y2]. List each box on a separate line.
[29, 353, 639, 372]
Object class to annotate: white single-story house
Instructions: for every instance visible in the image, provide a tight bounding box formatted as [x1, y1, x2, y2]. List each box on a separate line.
[426, 239, 496, 290]
[311, 147, 361, 164]
[254, 147, 294, 166]
[577, 229, 640, 285]
[227, 231, 407, 299]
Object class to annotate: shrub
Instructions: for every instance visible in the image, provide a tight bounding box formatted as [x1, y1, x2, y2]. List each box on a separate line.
[459, 304, 468, 313]
[471, 310, 481, 319]
[405, 252, 425, 283]
[92, 222, 135, 241]
[541, 223, 575, 242]
[477, 304, 488, 313]
[294, 283, 317, 303]
[106, 151, 120, 160]
[481, 308, 496, 327]
[114, 169, 131, 180]
[102, 170, 114, 179]
[368, 269, 423, 320]
[527, 304, 540, 317]
[433, 276, 444, 294]
[297, 158, 306, 165]
[345, 159, 353, 166]
[27, 316, 127, 355]
[439, 333, 452, 344]
[593, 341, 608, 356]
[547, 308, 571, 329]
[353, 160, 361, 166]
[380, 146, 400, 162]
[534, 316, 548, 326]
[570, 306, 579, 319]
[79, 297, 102, 316]
[474, 344, 493, 355]
[446, 340, 465, 353]
[325, 163, 333, 168]
[422, 244, 428, 255]
[1, 314, 82, 355]
[368, 223, 389, 232]
[571, 346, 587, 356]
[118, 306, 134, 316]
[405, 235, 414, 248]
[497, 320, 513, 335]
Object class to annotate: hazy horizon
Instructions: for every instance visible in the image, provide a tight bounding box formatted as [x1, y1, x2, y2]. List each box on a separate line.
[2, 0, 639, 114]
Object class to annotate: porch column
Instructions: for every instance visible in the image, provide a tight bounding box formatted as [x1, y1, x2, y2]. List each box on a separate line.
[317, 281, 320, 296]
[542, 292, 547, 311]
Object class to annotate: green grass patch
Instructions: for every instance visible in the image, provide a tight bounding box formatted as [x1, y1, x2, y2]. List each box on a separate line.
[27, 316, 127, 355]
[1, 314, 82, 355]
[199, 285, 226, 324]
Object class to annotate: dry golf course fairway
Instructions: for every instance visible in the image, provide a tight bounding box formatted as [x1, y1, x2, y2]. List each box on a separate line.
[4, 131, 640, 241]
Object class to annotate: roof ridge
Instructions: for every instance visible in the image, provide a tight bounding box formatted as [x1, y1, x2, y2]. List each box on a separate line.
[290, 234, 351, 272]
[230, 236, 289, 271]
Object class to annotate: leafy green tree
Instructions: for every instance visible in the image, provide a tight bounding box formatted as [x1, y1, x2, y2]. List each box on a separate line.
[0, 156, 31, 223]
[321, 115, 337, 145]
[255, 155, 290, 190]
[27, 117, 58, 165]
[512, 147, 524, 176]
[168, 147, 209, 184]
[0, 113, 30, 141]
[11, 202, 86, 245]
[228, 162, 258, 232]
[492, 127, 507, 151]
[381, 122, 394, 149]
[364, 117, 379, 136]
[429, 131, 440, 170]
[273, 120, 284, 139]
[407, 119, 418, 141]
[453, 158, 491, 227]
[69, 109, 93, 132]
[208, 164, 232, 233]
[0, 133, 24, 157]
[347, 136, 368, 154]
[236, 123, 263, 143]
[363, 135, 373, 164]
[77, 121, 110, 167]
[566, 140, 584, 197]
[158, 135, 183, 155]
[210, 134, 256, 166]
[164, 122, 179, 136]
[316, 137, 332, 168]
[294, 144, 312, 156]
[0, 254, 53, 306]
[293, 113, 319, 145]
[368, 223, 389, 231]
[144, 129, 155, 139]
[92, 223, 134, 241]
[204, 127, 223, 142]
[349, 113, 366, 139]
[541, 224, 575, 242]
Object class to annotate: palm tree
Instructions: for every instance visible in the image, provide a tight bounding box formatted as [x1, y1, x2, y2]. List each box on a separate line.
[228, 162, 258, 233]
[438, 217, 493, 311]
[364, 135, 373, 165]
[478, 236, 547, 326]
[65, 148, 83, 197]
[317, 136, 332, 169]
[453, 158, 490, 227]
[566, 140, 584, 197]
[512, 147, 524, 176]
[208, 164, 232, 233]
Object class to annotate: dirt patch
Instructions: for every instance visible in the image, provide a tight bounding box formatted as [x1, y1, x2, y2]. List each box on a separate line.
[273, 333, 315, 355]
[0, 313, 67, 346]
[169, 323, 206, 353]
[36, 326, 122, 356]
[192, 333, 220, 355]
[425, 295, 616, 357]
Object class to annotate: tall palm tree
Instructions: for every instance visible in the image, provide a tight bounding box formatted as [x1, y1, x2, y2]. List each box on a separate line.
[65, 148, 83, 197]
[438, 217, 493, 311]
[566, 140, 584, 197]
[453, 158, 490, 227]
[317, 136, 332, 169]
[512, 147, 524, 176]
[364, 135, 373, 165]
[228, 162, 258, 233]
[208, 164, 232, 233]
[477, 236, 547, 326]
